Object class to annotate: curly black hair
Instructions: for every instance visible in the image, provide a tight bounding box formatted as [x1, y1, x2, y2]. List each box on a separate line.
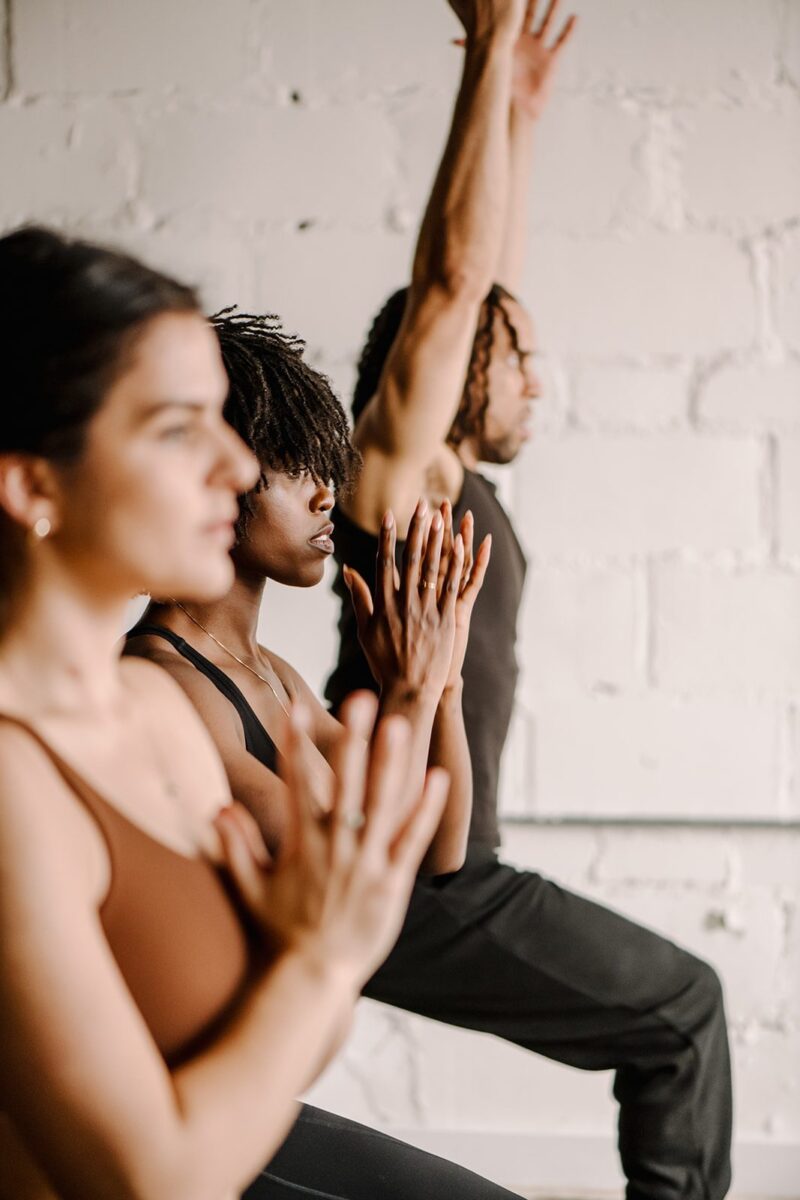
[352, 283, 521, 446]
[211, 308, 361, 534]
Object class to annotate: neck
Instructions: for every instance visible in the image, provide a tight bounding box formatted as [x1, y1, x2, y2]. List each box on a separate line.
[168, 569, 267, 661]
[456, 438, 480, 471]
[0, 560, 133, 718]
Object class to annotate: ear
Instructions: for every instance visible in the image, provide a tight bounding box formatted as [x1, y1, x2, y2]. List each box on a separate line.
[0, 454, 62, 536]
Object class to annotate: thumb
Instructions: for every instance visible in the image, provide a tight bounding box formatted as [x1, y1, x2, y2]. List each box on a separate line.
[215, 807, 270, 917]
[344, 565, 374, 634]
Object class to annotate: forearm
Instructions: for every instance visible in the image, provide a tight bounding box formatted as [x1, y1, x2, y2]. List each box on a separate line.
[421, 680, 471, 873]
[496, 107, 535, 293]
[411, 29, 515, 300]
[170, 952, 359, 1199]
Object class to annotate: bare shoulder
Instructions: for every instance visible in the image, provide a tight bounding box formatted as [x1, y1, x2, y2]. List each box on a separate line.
[0, 721, 103, 903]
[119, 655, 234, 791]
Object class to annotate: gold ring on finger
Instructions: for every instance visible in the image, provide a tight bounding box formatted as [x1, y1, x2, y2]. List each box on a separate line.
[421, 579, 437, 590]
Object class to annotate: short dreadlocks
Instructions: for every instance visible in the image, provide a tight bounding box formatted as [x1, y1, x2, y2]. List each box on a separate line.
[352, 283, 521, 446]
[211, 308, 361, 534]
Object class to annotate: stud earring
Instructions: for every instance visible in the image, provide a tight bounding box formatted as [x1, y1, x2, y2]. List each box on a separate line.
[32, 517, 52, 539]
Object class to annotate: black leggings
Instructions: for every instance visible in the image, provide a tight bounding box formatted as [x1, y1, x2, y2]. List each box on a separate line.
[242, 1104, 522, 1199]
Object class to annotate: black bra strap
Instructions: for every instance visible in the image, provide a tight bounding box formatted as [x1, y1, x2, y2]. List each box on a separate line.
[128, 625, 278, 773]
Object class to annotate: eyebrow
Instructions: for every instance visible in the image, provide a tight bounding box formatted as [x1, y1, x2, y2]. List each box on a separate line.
[136, 399, 214, 422]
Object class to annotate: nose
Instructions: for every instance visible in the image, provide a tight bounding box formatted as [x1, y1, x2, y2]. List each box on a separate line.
[525, 365, 541, 399]
[309, 478, 334, 514]
[213, 421, 260, 494]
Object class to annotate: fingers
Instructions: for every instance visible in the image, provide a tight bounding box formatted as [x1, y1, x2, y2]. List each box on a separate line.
[361, 715, 413, 852]
[437, 500, 454, 600]
[343, 565, 374, 641]
[375, 510, 397, 615]
[461, 534, 492, 609]
[401, 498, 427, 602]
[420, 508, 444, 605]
[525, 0, 538, 27]
[537, 0, 560, 38]
[229, 801, 271, 868]
[214, 806, 270, 916]
[328, 704, 372, 862]
[552, 11, 577, 51]
[440, 533, 465, 620]
[458, 510, 474, 595]
[391, 767, 450, 875]
[338, 689, 379, 742]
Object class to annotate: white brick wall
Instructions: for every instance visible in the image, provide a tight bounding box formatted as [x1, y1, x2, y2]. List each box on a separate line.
[4, 2, 799, 1194]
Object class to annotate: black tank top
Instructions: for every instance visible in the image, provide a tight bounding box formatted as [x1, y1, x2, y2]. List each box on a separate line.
[128, 625, 278, 773]
[325, 470, 527, 850]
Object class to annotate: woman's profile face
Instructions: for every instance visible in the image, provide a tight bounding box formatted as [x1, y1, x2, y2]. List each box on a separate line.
[52, 311, 259, 603]
[233, 467, 335, 589]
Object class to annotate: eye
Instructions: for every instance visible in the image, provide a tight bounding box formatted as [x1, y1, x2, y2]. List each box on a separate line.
[159, 423, 197, 443]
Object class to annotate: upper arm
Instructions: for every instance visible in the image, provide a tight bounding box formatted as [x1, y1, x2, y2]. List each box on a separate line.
[0, 729, 183, 1200]
[265, 653, 343, 767]
[351, 283, 482, 528]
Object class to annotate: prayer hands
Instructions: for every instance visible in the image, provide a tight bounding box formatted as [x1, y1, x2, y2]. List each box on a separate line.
[343, 499, 464, 704]
[215, 694, 449, 984]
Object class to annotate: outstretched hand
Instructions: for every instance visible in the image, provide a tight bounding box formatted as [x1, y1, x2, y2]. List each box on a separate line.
[511, 0, 577, 119]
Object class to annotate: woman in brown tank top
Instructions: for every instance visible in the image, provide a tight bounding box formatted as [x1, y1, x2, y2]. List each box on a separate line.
[0, 226, 521, 1200]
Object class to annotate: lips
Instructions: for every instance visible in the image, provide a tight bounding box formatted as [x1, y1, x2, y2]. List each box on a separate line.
[309, 522, 335, 554]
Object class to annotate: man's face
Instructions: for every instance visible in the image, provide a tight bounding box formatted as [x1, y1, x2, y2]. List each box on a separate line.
[477, 299, 541, 465]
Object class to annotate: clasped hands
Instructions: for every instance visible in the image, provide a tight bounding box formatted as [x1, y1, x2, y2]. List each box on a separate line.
[343, 497, 492, 702]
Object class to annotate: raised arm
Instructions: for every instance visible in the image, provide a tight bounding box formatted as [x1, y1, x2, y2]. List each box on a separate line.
[350, 0, 525, 533]
[496, 0, 577, 291]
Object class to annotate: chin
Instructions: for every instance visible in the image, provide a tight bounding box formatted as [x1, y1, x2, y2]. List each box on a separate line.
[154, 558, 235, 604]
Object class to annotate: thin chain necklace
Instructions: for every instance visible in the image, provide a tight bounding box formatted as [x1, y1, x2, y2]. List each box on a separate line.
[172, 601, 292, 719]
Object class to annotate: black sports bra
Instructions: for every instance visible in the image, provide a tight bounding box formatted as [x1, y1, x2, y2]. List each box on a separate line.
[128, 625, 278, 773]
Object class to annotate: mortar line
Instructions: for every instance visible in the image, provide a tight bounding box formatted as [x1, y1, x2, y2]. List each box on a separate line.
[1, 0, 13, 101]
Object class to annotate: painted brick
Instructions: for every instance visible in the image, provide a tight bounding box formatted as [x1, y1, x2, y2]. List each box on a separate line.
[256, 0, 459, 103]
[699, 363, 800, 432]
[524, 97, 646, 234]
[683, 104, 800, 229]
[594, 830, 730, 886]
[518, 567, 639, 694]
[557, 0, 783, 94]
[500, 825, 602, 886]
[783, 0, 800, 89]
[776, 437, 800, 559]
[139, 103, 394, 226]
[514, 434, 761, 558]
[654, 566, 800, 695]
[736, 829, 800, 886]
[14, 0, 255, 94]
[533, 696, 779, 820]
[573, 364, 688, 431]
[525, 233, 756, 356]
[735, 1028, 800, 1140]
[777, 232, 800, 355]
[0, 101, 134, 223]
[252, 227, 413, 363]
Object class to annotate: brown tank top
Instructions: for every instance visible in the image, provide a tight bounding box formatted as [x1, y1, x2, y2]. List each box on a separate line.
[0, 714, 258, 1068]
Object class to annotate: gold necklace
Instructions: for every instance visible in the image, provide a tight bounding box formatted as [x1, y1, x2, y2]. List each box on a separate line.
[172, 602, 292, 719]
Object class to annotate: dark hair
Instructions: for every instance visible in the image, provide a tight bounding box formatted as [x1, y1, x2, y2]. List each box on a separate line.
[0, 224, 200, 629]
[352, 283, 520, 446]
[210, 308, 361, 535]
